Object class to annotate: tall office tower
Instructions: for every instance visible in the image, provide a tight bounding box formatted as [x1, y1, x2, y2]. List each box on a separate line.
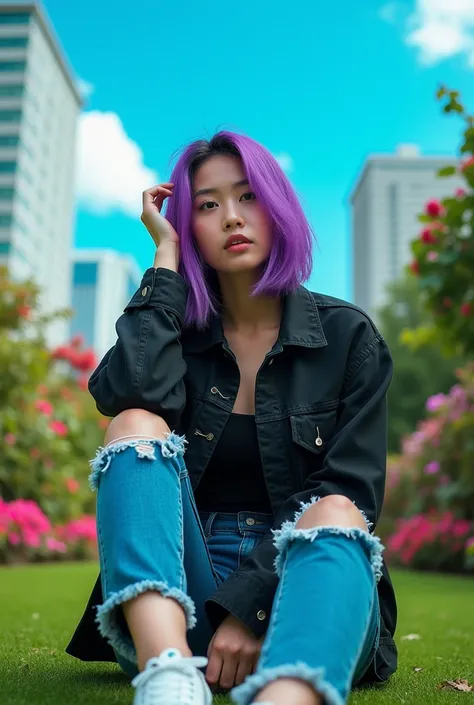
[71, 249, 142, 359]
[0, 2, 81, 344]
[351, 145, 464, 320]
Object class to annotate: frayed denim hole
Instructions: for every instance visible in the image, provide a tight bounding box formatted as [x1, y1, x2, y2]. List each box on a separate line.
[273, 525, 384, 583]
[88, 434, 188, 491]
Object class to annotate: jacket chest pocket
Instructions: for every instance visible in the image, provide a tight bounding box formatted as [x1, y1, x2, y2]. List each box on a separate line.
[289, 405, 339, 480]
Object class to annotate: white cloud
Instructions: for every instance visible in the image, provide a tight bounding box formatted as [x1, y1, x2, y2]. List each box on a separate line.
[77, 78, 95, 100]
[274, 152, 294, 173]
[405, 0, 474, 65]
[76, 111, 158, 218]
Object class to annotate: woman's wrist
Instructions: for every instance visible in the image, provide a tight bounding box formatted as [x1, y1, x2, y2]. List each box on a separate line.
[153, 241, 179, 272]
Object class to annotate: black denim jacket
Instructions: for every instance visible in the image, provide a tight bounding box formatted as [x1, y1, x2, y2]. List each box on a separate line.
[66, 267, 398, 683]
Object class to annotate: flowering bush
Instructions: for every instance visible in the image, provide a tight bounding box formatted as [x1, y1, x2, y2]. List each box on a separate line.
[0, 266, 106, 529]
[381, 366, 474, 572]
[386, 512, 473, 572]
[407, 86, 474, 357]
[0, 497, 97, 564]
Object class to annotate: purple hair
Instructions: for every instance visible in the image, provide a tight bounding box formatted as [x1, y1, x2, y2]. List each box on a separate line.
[164, 131, 315, 329]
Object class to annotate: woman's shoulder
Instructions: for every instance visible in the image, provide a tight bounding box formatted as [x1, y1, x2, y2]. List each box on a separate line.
[307, 289, 381, 338]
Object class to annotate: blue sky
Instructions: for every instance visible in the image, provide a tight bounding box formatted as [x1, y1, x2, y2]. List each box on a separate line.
[44, 0, 474, 300]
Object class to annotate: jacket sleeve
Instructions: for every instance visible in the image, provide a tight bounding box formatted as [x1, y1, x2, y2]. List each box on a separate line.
[88, 267, 188, 429]
[205, 332, 393, 637]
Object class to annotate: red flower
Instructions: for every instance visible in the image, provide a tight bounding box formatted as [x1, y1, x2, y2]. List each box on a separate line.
[75, 350, 97, 373]
[4, 433, 16, 446]
[51, 345, 70, 361]
[421, 228, 437, 244]
[460, 302, 472, 316]
[35, 399, 53, 416]
[455, 187, 467, 198]
[49, 420, 68, 436]
[409, 260, 420, 275]
[425, 199, 445, 218]
[78, 374, 89, 390]
[65, 478, 80, 494]
[17, 304, 31, 319]
[70, 334, 84, 349]
[461, 156, 474, 172]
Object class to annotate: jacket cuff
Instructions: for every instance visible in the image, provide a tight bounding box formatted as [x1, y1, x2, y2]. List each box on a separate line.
[205, 572, 275, 638]
[124, 268, 188, 322]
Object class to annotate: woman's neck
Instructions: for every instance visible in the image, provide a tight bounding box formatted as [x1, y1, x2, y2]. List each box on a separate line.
[218, 272, 281, 336]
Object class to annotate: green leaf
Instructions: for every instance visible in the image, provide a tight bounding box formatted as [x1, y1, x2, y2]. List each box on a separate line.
[438, 166, 457, 177]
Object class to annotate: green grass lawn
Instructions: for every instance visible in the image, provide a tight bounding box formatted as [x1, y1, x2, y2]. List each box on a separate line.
[0, 562, 473, 705]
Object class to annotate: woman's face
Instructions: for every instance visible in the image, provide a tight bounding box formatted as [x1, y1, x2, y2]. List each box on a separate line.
[191, 155, 272, 274]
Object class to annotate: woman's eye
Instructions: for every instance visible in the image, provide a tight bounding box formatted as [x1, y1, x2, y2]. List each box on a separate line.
[241, 191, 256, 202]
[199, 201, 217, 211]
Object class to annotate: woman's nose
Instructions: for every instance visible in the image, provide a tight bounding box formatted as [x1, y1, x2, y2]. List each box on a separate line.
[224, 212, 244, 229]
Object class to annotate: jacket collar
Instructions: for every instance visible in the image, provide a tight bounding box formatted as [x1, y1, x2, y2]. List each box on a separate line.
[182, 286, 327, 354]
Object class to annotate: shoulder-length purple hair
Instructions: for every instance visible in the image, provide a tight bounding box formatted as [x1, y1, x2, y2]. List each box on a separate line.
[164, 131, 315, 329]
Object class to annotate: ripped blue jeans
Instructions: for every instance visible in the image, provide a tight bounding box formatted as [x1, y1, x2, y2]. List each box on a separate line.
[90, 433, 383, 705]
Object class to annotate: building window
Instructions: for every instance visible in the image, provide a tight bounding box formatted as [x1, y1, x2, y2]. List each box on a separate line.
[0, 60, 26, 72]
[0, 135, 19, 147]
[0, 242, 11, 254]
[0, 84, 24, 97]
[0, 37, 28, 48]
[73, 262, 98, 286]
[0, 214, 12, 227]
[0, 13, 30, 25]
[388, 184, 398, 279]
[0, 110, 22, 122]
[0, 161, 16, 173]
[0, 187, 14, 200]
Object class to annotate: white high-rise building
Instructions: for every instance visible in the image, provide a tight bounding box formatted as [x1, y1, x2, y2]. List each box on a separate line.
[71, 249, 142, 359]
[0, 2, 81, 344]
[351, 145, 464, 320]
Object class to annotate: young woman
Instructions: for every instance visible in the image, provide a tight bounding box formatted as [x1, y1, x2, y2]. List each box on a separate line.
[67, 131, 398, 705]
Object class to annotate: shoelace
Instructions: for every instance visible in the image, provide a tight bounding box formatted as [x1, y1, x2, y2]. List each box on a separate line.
[132, 655, 208, 705]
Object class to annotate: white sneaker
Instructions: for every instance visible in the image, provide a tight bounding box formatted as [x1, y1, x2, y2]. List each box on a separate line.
[132, 648, 212, 705]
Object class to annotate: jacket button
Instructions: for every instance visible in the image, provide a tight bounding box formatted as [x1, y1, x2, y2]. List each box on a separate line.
[269, 359, 274, 366]
[141, 286, 148, 297]
[257, 610, 266, 621]
[246, 517, 256, 526]
[206, 433, 214, 441]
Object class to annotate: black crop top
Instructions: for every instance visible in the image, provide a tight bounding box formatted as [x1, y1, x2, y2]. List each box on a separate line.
[193, 413, 272, 514]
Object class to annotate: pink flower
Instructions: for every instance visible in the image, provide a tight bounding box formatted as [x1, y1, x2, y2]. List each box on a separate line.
[49, 420, 68, 436]
[438, 475, 450, 486]
[4, 433, 16, 445]
[425, 199, 445, 218]
[427, 251, 439, 262]
[466, 537, 474, 550]
[60, 516, 97, 544]
[8, 532, 20, 545]
[455, 187, 467, 198]
[426, 393, 446, 413]
[424, 461, 440, 475]
[23, 530, 41, 548]
[421, 228, 437, 244]
[35, 399, 53, 416]
[65, 478, 80, 494]
[46, 537, 67, 553]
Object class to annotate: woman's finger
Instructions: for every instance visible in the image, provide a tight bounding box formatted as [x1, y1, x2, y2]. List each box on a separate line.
[219, 655, 239, 691]
[235, 654, 254, 686]
[205, 648, 223, 692]
[142, 184, 174, 210]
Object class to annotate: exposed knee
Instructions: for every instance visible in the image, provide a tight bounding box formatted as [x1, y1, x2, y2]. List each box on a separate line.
[296, 495, 368, 531]
[104, 409, 171, 446]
